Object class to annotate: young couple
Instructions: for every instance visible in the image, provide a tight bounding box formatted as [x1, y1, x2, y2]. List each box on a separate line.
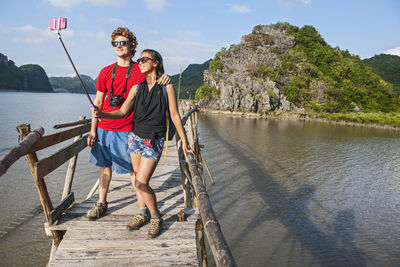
[86, 27, 192, 238]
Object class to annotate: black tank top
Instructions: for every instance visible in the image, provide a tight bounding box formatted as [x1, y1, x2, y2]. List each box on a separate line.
[132, 81, 167, 141]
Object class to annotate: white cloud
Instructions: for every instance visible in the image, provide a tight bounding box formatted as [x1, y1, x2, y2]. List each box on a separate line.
[97, 31, 108, 41]
[175, 30, 202, 38]
[281, 0, 311, 6]
[87, 0, 125, 7]
[3, 24, 75, 46]
[229, 5, 254, 14]
[47, 0, 125, 8]
[47, 0, 83, 8]
[144, 0, 170, 13]
[165, 56, 197, 67]
[11, 37, 43, 45]
[104, 17, 127, 25]
[385, 46, 400, 57]
[140, 38, 216, 74]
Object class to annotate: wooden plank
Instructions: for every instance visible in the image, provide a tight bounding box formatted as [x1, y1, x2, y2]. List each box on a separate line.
[62, 227, 195, 240]
[28, 123, 90, 153]
[35, 134, 89, 179]
[48, 210, 199, 232]
[53, 248, 197, 261]
[50, 256, 197, 267]
[58, 238, 196, 250]
[51, 220, 195, 232]
[50, 192, 75, 224]
[64, 205, 188, 217]
[48, 140, 202, 266]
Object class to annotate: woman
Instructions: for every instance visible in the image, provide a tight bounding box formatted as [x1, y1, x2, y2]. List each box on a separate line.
[92, 49, 192, 238]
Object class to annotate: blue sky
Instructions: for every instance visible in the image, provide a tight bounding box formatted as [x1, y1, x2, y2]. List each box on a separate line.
[1, 0, 399, 79]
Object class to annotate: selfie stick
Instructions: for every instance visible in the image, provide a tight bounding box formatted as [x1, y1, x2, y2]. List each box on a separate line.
[49, 17, 95, 107]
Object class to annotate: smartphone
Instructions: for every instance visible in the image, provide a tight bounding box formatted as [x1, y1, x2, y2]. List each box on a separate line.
[49, 17, 67, 31]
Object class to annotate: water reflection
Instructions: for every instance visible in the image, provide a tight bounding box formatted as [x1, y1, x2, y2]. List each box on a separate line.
[199, 113, 400, 266]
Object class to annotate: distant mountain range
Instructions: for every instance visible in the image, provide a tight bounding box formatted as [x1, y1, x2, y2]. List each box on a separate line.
[170, 60, 210, 99]
[1, 49, 399, 103]
[363, 54, 400, 94]
[49, 75, 96, 94]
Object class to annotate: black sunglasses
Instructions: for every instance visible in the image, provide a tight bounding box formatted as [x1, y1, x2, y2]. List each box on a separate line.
[111, 40, 128, 47]
[137, 57, 153, 64]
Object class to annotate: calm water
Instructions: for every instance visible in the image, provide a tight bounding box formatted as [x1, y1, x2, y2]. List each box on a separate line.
[1, 92, 400, 266]
[198, 114, 400, 267]
[0, 92, 97, 266]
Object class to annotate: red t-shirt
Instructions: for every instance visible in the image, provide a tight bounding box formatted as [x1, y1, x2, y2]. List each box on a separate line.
[96, 62, 146, 132]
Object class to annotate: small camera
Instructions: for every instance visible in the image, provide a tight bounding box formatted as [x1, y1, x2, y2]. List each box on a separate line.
[109, 95, 123, 108]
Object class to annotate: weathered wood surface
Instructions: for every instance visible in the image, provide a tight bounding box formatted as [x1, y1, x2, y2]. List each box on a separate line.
[49, 142, 199, 266]
[0, 126, 44, 177]
[187, 153, 237, 267]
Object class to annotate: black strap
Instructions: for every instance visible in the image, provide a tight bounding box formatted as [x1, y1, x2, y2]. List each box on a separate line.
[109, 61, 134, 97]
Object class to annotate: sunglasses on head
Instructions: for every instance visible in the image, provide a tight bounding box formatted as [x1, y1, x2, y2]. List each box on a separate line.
[111, 40, 128, 47]
[137, 57, 153, 64]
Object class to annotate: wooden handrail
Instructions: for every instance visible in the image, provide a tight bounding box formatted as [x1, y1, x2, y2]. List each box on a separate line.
[1, 118, 91, 251]
[0, 126, 44, 177]
[178, 105, 237, 267]
[53, 119, 91, 129]
[29, 123, 90, 153]
[186, 153, 237, 267]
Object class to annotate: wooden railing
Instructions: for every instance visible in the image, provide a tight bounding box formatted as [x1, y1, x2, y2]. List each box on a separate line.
[0, 106, 236, 266]
[178, 102, 237, 267]
[0, 116, 90, 250]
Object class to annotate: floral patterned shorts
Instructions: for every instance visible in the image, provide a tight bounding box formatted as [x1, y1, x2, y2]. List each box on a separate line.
[127, 132, 164, 162]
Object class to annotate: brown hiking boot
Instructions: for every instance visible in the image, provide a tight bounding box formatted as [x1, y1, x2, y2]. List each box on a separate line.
[148, 218, 163, 238]
[86, 202, 108, 221]
[127, 213, 150, 231]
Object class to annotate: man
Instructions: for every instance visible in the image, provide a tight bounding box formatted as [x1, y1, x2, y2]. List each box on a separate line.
[86, 27, 170, 220]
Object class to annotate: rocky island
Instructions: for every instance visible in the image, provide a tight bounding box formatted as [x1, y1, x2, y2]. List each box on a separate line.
[196, 23, 399, 118]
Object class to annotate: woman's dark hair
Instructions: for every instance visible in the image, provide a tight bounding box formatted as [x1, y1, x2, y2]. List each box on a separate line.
[142, 49, 165, 79]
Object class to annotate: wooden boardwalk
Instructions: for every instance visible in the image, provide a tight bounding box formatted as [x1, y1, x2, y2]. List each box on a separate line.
[47, 142, 199, 266]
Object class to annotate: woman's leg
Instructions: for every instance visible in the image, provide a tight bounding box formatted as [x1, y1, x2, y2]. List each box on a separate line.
[132, 154, 159, 214]
[130, 154, 145, 209]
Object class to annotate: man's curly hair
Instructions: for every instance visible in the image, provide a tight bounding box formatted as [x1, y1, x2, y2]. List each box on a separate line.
[111, 27, 138, 57]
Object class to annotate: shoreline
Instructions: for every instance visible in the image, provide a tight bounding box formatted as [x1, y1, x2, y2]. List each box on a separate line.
[198, 107, 400, 131]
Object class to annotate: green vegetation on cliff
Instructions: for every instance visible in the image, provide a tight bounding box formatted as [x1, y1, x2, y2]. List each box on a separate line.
[0, 63, 23, 89]
[271, 24, 398, 113]
[0, 56, 53, 92]
[363, 54, 400, 94]
[201, 23, 400, 115]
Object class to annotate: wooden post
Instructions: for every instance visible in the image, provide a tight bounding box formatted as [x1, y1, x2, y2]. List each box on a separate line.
[200, 150, 215, 185]
[62, 116, 85, 200]
[196, 218, 208, 267]
[187, 113, 195, 152]
[86, 179, 100, 200]
[17, 125, 63, 246]
[176, 137, 192, 208]
[17, 124, 40, 177]
[180, 161, 198, 208]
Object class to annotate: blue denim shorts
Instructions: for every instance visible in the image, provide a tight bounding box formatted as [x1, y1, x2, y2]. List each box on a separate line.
[90, 128, 133, 174]
[128, 132, 164, 162]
